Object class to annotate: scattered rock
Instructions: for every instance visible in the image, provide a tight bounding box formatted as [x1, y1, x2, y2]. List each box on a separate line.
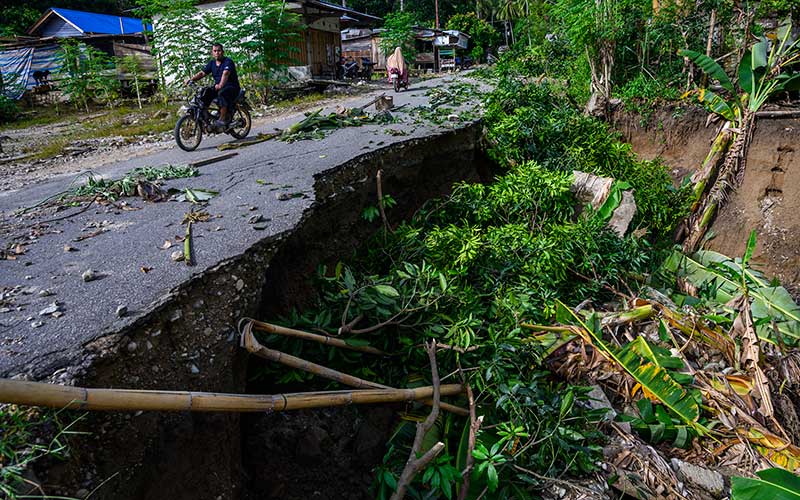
[116, 305, 128, 318]
[171, 250, 184, 262]
[38, 289, 54, 297]
[82, 269, 97, 282]
[447, 114, 460, 121]
[586, 385, 617, 421]
[189, 364, 200, 374]
[235, 279, 244, 291]
[52, 311, 64, 318]
[670, 458, 725, 497]
[248, 214, 264, 224]
[30, 321, 44, 328]
[64, 245, 77, 252]
[39, 302, 62, 316]
[126, 341, 137, 353]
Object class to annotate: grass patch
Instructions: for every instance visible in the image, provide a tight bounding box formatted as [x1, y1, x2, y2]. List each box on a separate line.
[0, 405, 84, 499]
[16, 103, 175, 161]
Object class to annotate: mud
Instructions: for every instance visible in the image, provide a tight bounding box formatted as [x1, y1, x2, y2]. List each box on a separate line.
[615, 106, 800, 297]
[29, 120, 492, 499]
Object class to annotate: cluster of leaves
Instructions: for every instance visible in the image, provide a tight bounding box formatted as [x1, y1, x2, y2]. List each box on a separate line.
[139, 0, 303, 101]
[57, 39, 121, 112]
[64, 164, 198, 202]
[0, 405, 83, 499]
[380, 11, 419, 61]
[616, 73, 680, 124]
[445, 13, 500, 62]
[266, 163, 662, 497]
[482, 66, 690, 243]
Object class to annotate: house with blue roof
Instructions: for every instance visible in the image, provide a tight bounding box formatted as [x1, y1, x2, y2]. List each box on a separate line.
[27, 7, 152, 38]
[0, 7, 155, 100]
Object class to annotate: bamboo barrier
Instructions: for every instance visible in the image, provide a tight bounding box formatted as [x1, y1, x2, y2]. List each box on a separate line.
[0, 378, 462, 413]
[244, 319, 387, 356]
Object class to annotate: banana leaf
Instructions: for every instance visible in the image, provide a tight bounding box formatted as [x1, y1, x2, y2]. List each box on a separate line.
[697, 88, 738, 122]
[556, 301, 706, 434]
[664, 250, 800, 345]
[680, 49, 735, 93]
[731, 467, 800, 500]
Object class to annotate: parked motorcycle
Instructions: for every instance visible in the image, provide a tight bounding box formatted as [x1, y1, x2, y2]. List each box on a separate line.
[174, 82, 252, 152]
[389, 67, 408, 93]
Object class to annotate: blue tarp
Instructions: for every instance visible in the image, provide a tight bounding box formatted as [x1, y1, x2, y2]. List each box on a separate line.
[0, 45, 62, 99]
[49, 8, 151, 35]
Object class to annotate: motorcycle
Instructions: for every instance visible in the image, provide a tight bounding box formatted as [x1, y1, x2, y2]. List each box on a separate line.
[174, 82, 252, 152]
[389, 67, 408, 93]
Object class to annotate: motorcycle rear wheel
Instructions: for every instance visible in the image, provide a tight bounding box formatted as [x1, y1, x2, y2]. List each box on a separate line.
[228, 106, 252, 139]
[175, 114, 202, 151]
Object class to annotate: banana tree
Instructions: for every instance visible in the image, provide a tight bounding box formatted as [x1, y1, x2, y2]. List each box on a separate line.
[680, 20, 800, 253]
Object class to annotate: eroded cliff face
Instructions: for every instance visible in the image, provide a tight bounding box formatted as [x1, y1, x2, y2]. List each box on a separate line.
[32, 122, 493, 500]
[616, 106, 800, 298]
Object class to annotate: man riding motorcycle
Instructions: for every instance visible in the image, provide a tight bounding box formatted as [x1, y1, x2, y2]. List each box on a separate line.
[185, 43, 240, 130]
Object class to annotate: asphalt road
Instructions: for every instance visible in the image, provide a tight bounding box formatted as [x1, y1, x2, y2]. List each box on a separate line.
[0, 73, 487, 377]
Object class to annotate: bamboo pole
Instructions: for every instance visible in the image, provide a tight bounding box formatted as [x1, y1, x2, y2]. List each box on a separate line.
[242, 326, 386, 390]
[241, 325, 469, 416]
[0, 379, 463, 413]
[244, 319, 387, 356]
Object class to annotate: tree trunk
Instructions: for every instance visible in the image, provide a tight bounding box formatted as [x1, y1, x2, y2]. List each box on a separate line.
[683, 110, 755, 253]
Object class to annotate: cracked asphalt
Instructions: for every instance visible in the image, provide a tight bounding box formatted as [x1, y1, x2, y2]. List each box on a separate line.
[0, 73, 487, 378]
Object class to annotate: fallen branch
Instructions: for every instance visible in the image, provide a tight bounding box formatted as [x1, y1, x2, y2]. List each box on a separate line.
[243, 318, 387, 355]
[242, 323, 468, 416]
[242, 324, 387, 390]
[218, 132, 281, 151]
[0, 378, 462, 413]
[457, 384, 483, 500]
[188, 152, 238, 167]
[377, 169, 394, 234]
[391, 341, 445, 500]
[184, 221, 194, 266]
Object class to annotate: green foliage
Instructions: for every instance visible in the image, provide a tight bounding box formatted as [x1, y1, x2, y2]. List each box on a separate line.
[209, 0, 303, 102]
[0, 405, 84, 499]
[119, 54, 146, 109]
[56, 39, 120, 111]
[144, 0, 208, 92]
[663, 246, 800, 345]
[0, 6, 41, 37]
[731, 467, 800, 500]
[0, 96, 18, 124]
[616, 73, 680, 122]
[381, 11, 418, 61]
[445, 13, 500, 62]
[483, 72, 690, 242]
[681, 20, 800, 124]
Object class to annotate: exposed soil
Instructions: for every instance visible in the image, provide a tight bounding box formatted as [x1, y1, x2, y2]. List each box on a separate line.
[615, 105, 800, 297]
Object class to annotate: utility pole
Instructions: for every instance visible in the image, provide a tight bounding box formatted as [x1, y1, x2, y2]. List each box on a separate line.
[434, 0, 439, 28]
[400, 0, 404, 11]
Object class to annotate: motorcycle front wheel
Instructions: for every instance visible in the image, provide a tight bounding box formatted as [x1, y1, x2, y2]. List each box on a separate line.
[174, 114, 202, 151]
[228, 106, 252, 139]
[393, 78, 400, 93]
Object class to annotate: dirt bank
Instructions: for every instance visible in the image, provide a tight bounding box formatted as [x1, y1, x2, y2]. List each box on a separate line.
[615, 105, 800, 297]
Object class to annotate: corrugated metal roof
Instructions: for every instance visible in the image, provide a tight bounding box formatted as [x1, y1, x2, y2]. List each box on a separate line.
[29, 8, 151, 36]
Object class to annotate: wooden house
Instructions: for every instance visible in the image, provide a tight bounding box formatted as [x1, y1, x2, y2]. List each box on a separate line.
[0, 7, 154, 99]
[190, 0, 380, 79]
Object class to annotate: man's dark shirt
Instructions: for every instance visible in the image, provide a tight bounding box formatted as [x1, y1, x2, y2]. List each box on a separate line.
[202, 57, 239, 89]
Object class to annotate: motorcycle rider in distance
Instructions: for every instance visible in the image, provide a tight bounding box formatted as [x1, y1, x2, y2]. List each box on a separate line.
[185, 43, 240, 130]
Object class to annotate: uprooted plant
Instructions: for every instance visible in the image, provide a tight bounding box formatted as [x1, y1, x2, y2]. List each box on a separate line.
[680, 19, 800, 252]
